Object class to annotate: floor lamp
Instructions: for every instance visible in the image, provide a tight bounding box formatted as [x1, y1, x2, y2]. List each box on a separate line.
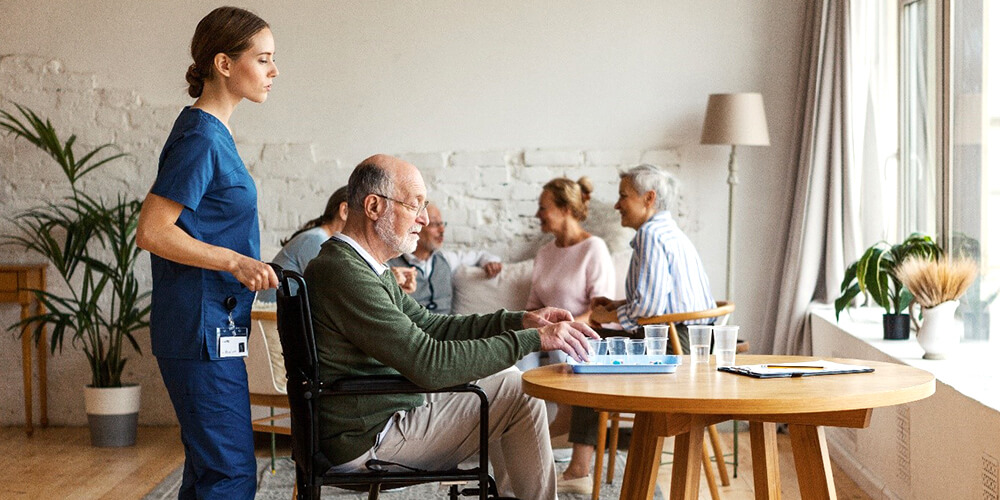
[700, 92, 769, 478]
[700, 92, 770, 304]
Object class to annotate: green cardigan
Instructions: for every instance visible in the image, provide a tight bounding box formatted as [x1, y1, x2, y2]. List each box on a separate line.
[304, 238, 542, 465]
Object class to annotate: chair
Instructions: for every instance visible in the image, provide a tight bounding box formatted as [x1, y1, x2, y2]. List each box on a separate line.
[591, 301, 736, 500]
[247, 304, 291, 472]
[271, 264, 509, 500]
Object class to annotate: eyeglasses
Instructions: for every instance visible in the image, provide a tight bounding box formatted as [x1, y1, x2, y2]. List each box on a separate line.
[427, 221, 447, 229]
[373, 193, 429, 215]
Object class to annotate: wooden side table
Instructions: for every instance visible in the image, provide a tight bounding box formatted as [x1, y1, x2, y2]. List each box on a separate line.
[0, 264, 47, 436]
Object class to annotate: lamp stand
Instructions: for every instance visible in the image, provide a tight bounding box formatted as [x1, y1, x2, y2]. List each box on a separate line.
[725, 145, 738, 303]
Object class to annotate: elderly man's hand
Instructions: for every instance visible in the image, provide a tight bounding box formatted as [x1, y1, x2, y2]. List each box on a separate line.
[482, 261, 502, 278]
[390, 267, 417, 293]
[523, 307, 574, 328]
[538, 321, 600, 363]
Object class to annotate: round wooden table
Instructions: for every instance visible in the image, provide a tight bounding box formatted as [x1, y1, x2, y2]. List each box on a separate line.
[522, 355, 935, 500]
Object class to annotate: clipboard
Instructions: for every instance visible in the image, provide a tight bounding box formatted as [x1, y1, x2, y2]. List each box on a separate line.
[718, 360, 874, 378]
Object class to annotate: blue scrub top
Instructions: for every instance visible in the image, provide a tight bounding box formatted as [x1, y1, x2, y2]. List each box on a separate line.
[149, 107, 260, 360]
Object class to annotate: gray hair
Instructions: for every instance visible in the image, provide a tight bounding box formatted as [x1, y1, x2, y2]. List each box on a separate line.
[347, 160, 393, 211]
[620, 164, 677, 212]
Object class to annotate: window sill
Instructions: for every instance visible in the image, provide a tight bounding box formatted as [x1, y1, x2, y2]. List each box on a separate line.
[809, 304, 1000, 412]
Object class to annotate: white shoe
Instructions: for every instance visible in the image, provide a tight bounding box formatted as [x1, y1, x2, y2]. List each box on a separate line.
[557, 474, 593, 495]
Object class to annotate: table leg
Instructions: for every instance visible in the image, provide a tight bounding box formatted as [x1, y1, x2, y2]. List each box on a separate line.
[749, 421, 781, 500]
[594, 411, 609, 500]
[669, 416, 705, 500]
[37, 306, 47, 428]
[788, 424, 836, 500]
[20, 302, 33, 436]
[620, 413, 666, 500]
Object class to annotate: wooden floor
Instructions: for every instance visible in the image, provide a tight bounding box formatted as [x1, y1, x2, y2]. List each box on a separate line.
[1, 425, 870, 499]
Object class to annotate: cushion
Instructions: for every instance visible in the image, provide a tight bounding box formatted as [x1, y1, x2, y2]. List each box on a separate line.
[452, 259, 534, 314]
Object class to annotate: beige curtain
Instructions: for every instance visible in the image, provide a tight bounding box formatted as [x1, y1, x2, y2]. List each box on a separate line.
[764, 0, 861, 355]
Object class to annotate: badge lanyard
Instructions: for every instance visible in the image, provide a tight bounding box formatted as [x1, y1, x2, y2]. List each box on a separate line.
[216, 296, 249, 358]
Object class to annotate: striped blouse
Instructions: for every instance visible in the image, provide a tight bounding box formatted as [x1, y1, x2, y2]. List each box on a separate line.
[616, 211, 716, 332]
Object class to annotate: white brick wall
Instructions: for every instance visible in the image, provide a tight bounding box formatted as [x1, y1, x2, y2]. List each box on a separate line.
[0, 55, 695, 426]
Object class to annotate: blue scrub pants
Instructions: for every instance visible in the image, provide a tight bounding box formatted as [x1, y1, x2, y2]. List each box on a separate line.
[158, 356, 257, 500]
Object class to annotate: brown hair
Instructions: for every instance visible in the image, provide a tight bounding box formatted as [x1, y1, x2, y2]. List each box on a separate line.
[542, 177, 594, 221]
[281, 186, 349, 246]
[186, 6, 270, 98]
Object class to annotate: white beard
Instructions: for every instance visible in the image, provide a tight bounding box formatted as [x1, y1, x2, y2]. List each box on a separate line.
[376, 209, 420, 255]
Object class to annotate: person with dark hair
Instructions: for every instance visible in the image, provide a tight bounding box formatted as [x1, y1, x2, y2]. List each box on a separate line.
[527, 176, 616, 494]
[305, 154, 599, 499]
[135, 6, 278, 499]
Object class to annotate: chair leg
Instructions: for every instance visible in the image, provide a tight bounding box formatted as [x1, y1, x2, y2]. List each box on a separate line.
[707, 424, 730, 486]
[592, 411, 609, 500]
[606, 415, 621, 484]
[702, 441, 721, 500]
[367, 483, 379, 500]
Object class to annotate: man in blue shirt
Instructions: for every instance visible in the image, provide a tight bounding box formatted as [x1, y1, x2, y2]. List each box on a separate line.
[589, 163, 715, 352]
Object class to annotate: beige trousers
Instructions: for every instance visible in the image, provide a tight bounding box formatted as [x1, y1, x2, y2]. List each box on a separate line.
[374, 366, 557, 499]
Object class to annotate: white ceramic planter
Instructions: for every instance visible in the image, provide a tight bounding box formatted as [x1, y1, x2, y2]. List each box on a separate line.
[916, 300, 961, 360]
[83, 384, 141, 447]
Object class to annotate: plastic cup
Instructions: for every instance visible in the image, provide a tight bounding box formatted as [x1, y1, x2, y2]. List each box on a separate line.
[714, 326, 739, 367]
[688, 325, 713, 364]
[586, 338, 608, 357]
[607, 336, 628, 355]
[646, 337, 669, 356]
[627, 339, 646, 357]
[644, 325, 669, 339]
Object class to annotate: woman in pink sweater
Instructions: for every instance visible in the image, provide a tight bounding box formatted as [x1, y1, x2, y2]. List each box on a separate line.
[527, 176, 615, 494]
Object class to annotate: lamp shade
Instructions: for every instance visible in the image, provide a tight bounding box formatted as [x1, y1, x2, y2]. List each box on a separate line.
[700, 93, 770, 146]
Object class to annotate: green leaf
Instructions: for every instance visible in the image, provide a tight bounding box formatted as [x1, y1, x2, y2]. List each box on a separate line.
[1, 103, 149, 387]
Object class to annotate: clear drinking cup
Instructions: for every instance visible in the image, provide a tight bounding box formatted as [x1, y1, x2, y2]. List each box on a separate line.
[714, 325, 739, 367]
[688, 325, 713, 364]
[607, 336, 628, 363]
[586, 338, 608, 359]
[646, 337, 669, 356]
[644, 324, 669, 339]
[627, 339, 646, 357]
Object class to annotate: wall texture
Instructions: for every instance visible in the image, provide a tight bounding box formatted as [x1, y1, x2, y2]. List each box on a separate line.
[0, 1, 806, 425]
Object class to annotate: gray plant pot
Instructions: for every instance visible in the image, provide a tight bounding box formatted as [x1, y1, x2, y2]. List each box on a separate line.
[84, 384, 141, 447]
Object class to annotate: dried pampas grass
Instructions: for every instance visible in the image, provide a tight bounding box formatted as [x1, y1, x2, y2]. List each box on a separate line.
[896, 257, 978, 308]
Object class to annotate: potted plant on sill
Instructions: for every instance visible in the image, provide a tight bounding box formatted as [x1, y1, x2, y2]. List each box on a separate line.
[834, 233, 942, 339]
[896, 256, 977, 359]
[1, 104, 150, 447]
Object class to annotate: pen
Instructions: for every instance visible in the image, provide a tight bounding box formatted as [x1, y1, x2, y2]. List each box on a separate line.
[765, 364, 825, 369]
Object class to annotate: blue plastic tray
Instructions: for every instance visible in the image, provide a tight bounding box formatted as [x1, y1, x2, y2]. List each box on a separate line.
[568, 355, 682, 374]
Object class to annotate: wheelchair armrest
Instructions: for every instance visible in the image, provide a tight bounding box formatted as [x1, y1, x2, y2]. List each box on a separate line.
[328, 374, 483, 397]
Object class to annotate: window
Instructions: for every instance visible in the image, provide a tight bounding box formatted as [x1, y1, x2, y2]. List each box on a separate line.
[853, 0, 999, 344]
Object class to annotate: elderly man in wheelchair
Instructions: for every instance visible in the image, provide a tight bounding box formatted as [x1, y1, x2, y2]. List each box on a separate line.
[292, 154, 597, 499]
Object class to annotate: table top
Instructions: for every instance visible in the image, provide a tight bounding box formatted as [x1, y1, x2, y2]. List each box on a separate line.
[521, 355, 935, 415]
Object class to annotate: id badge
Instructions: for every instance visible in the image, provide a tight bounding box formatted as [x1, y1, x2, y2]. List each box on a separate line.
[216, 326, 249, 358]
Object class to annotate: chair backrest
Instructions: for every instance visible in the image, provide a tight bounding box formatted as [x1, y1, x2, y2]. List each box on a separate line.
[636, 301, 736, 354]
[272, 264, 333, 476]
[247, 308, 287, 395]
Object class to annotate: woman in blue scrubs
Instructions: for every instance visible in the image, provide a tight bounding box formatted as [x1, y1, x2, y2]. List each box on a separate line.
[136, 7, 279, 499]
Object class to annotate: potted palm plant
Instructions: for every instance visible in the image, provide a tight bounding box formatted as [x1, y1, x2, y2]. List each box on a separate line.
[834, 233, 942, 339]
[1, 104, 150, 447]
